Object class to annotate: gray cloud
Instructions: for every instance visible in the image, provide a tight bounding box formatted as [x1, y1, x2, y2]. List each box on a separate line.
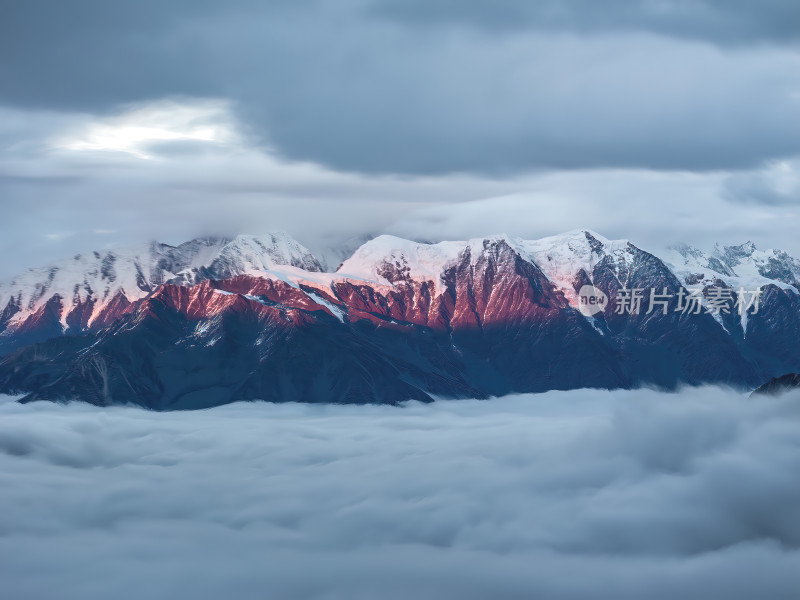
[2, 100, 799, 280]
[723, 159, 800, 206]
[3, 2, 800, 175]
[2, 387, 800, 599]
[372, 0, 800, 45]
[387, 170, 800, 260]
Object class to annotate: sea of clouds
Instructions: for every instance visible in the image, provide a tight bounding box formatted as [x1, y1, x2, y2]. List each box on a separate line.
[1, 387, 800, 599]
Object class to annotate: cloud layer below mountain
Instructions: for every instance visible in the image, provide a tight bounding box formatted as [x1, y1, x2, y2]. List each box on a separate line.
[2, 387, 800, 599]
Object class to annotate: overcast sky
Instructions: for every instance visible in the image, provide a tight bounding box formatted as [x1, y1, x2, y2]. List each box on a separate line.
[2, 1, 800, 277]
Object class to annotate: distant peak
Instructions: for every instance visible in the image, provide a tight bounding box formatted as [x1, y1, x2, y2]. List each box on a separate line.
[668, 242, 705, 260]
[725, 241, 757, 255]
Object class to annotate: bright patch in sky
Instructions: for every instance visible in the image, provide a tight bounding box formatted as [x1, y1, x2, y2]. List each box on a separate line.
[54, 100, 239, 159]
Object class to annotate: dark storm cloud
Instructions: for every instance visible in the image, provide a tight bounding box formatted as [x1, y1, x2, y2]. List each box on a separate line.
[0, 1, 308, 110]
[2, 387, 800, 599]
[372, 0, 800, 45]
[2, 1, 800, 175]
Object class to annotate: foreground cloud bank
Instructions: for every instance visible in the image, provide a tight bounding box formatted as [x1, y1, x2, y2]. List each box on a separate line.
[2, 388, 800, 599]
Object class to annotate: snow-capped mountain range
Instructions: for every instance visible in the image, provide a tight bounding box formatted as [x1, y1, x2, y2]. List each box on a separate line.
[0, 233, 322, 333]
[1, 230, 798, 408]
[4, 230, 797, 331]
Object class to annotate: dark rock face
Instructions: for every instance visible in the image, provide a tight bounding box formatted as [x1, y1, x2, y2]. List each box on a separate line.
[0, 295, 65, 355]
[589, 254, 755, 390]
[751, 373, 800, 396]
[1, 233, 799, 409]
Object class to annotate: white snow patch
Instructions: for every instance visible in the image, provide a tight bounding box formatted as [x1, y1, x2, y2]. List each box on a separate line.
[305, 291, 346, 323]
